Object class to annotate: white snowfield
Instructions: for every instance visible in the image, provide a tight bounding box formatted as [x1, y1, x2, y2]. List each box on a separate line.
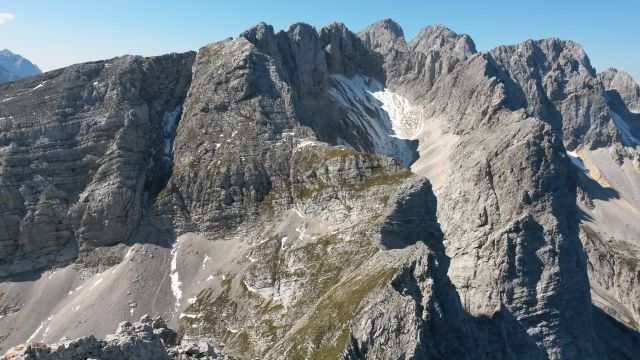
[329, 74, 418, 168]
[328, 74, 459, 191]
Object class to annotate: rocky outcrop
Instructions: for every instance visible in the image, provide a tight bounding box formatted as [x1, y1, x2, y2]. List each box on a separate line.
[356, 22, 614, 358]
[490, 39, 615, 149]
[2, 315, 219, 360]
[581, 225, 640, 329]
[599, 68, 640, 113]
[435, 112, 600, 358]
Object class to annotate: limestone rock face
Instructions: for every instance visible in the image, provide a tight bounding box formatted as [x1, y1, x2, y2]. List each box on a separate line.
[0, 53, 194, 277]
[490, 39, 615, 149]
[1, 19, 640, 360]
[599, 68, 640, 113]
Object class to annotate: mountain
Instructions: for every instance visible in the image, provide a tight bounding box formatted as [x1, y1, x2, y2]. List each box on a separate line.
[0, 19, 639, 359]
[0, 49, 42, 83]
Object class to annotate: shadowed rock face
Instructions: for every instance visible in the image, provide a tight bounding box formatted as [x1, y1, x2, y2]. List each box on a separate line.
[1, 19, 640, 360]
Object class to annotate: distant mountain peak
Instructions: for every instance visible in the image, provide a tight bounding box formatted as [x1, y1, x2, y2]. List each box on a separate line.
[0, 48, 42, 83]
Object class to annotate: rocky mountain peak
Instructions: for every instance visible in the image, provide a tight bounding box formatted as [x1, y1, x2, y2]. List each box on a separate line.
[365, 18, 404, 38]
[488, 37, 612, 148]
[599, 67, 640, 113]
[0, 49, 42, 83]
[319, 21, 382, 79]
[492, 38, 596, 79]
[285, 22, 318, 41]
[410, 24, 477, 57]
[358, 18, 407, 57]
[240, 21, 276, 43]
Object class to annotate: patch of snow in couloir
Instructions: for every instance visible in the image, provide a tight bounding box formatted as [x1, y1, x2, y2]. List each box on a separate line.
[163, 105, 182, 157]
[567, 150, 587, 171]
[170, 240, 183, 309]
[328, 74, 418, 168]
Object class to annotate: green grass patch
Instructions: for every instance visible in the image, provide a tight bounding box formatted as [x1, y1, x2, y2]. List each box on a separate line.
[285, 267, 398, 360]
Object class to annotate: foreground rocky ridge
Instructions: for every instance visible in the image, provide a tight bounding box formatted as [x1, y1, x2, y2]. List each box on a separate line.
[1, 19, 639, 359]
[2, 315, 220, 359]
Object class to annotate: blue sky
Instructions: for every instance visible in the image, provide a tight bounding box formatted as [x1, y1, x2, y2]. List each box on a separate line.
[1, 0, 638, 81]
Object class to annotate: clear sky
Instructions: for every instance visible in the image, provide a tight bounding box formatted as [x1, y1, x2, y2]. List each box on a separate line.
[1, 0, 638, 81]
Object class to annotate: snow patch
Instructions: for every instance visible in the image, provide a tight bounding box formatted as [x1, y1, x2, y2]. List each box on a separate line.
[89, 277, 103, 290]
[206, 275, 214, 281]
[163, 105, 182, 156]
[296, 139, 316, 149]
[567, 150, 587, 171]
[180, 312, 202, 319]
[32, 81, 47, 91]
[26, 322, 45, 343]
[243, 280, 259, 294]
[295, 225, 309, 241]
[202, 255, 211, 269]
[371, 89, 419, 139]
[170, 240, 182, 309]
[294, 209, 307, 219]
[329, 74, 417, 167]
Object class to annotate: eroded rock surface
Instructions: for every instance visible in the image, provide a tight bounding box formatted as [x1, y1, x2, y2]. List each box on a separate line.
[2, 315, 219, 360]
